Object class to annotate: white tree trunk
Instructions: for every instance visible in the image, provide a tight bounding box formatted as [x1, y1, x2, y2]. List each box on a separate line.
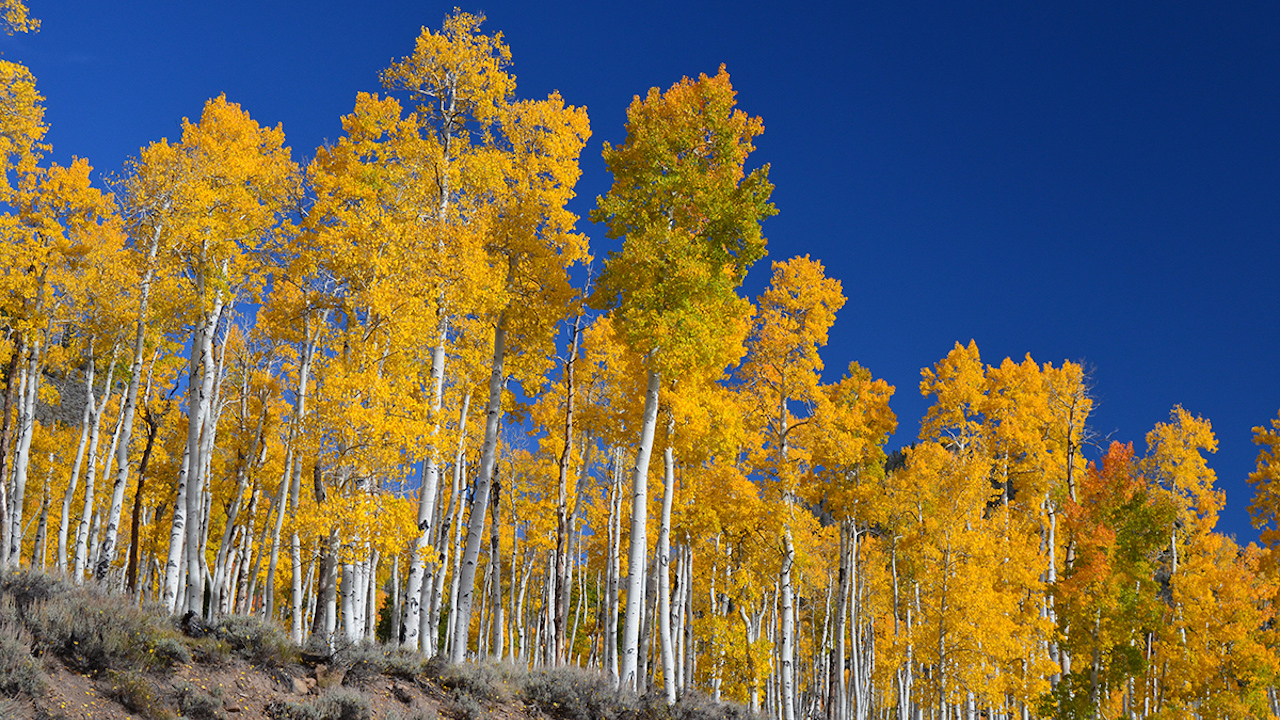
[73, 351, 117, 583]
[7, 339, 42, 564]
[402, 320, 449, 651]
[58, 354, 95, 575]
[93, 231, 159, 582]
[449, 315, 506, 663]
[657, 418, 677, 704]
[620, 368, 660, 691]
[780, 529, 797, 720]
[288, 311, 322, 642]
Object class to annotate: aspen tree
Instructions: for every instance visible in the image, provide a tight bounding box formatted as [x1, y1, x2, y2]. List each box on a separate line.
[807, 362, 896, 720]
[1250, 410, 1280, 549]
[380, 11, 514, 652]
[3, 159, 122, 567]
[592, 65, 773, 692]
[1052, 442, 1173, 717]
[450, 91, 591, 663]
[142, 96, 299, 613]
[737, 255, 845, 720]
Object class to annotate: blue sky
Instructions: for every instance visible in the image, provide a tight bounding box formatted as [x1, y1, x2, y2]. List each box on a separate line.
[9, 1, 1280, 542]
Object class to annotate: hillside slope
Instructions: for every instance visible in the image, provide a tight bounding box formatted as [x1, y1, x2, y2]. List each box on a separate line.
[0, 570, 753, 720]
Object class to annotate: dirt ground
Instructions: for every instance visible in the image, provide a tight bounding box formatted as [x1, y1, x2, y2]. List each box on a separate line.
[27, 652, 466, 720]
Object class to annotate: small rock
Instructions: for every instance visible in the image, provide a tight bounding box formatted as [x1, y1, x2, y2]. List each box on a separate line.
[224, 701, 242, 713]
[304, 677, 317, 689]
[291, 677, 309, 695]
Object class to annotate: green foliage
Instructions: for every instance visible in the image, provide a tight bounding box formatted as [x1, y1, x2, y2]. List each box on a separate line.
[443, 688, 485, 720]
[0, 615, 43, 698]
[267, 687, 372, 720]
[520, 666, 636, 720]
[214, 614, 294, 667]
[430, 659, 518, 704]
[591, 66, 772, 377]
[175, 681, 225, 720]
[101, 669, 172, 720]
[0, 570, 188, 673]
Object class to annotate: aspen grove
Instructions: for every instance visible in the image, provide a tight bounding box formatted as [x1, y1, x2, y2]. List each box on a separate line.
[3, 7, 1280, 720]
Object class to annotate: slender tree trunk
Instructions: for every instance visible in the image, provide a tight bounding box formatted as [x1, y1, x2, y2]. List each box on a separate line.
[263, 453, 290, 618]
[7, 336, 42, 565]
[164, 288, 225, 611]
[126, 406, 163, 592]
[209, 404, 265, 616]
[606, 447, 624, 682]
[553, 316, 581, 664]
[620, 368, 661, 690]
[449, 314, 507, 663]
[73, 350, 118, 582]
[31, 464, 49, 568]
[657, 416, 677, 704]
[95, 233, 159, 582]
[403, 319, 450, 651]
[58, 353, 95, 575]
[191, 321, 230, 616]
[489, 475, 504, 660]
[0, 334, 24, 569]
[430, 391, 470, 653]
[288, 311, 322, 642]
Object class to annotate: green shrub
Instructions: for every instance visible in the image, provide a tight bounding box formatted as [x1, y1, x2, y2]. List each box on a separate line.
[175, 681, 226, 720]
[214, 614, 294, 666]
[668, 689, 757, 720]
[443, 688, 485, 720]
[520, 666, 635, 720]
[267, 687, 372, 720]
[433, 660, 518, 705]
[336, 644, 387, 687]
[267, 697, 327, 720]
[0, 615, 44, 699]
[316, 687, 372, 720]
[25, 588, 189, 671]
[381, 648, 429, 680]
[0, 571, 70, 615]
[101, 669, 171, 720]
[185, 635, 233, 665]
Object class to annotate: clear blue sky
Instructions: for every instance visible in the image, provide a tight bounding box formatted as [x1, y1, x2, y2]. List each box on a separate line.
[9, 1, 1279, 542]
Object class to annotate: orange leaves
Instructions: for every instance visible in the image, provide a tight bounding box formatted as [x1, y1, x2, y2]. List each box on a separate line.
[805, 362, 897, 522]
[382, 10, 514, 137]
[1145, 405, 1222, 535]
[0, 59, 45, 199]
[127, 94, 300, 325]
[1248, 409, 1280, 547]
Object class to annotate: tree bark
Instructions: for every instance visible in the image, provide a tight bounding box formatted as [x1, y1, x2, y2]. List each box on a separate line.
[620, 367, 661, 691]
[657, 415, 677, 704]
[553, 315, 581, 664]
[94, 229, 160, 582]
[449, 314, 506, 663]
[126, 404, 163, 593]
[402, 318, 449, 651]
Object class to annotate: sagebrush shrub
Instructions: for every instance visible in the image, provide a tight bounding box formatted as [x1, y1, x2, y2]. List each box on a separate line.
[0, 618, 44, 699]
[520, 665, 635, 720]
[26, 588, 189, 671]
[267, 687, 372, 720]
[175, 681, 226, 720]
[214, 614, 294, 666]
[102, 669, 171, 720]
